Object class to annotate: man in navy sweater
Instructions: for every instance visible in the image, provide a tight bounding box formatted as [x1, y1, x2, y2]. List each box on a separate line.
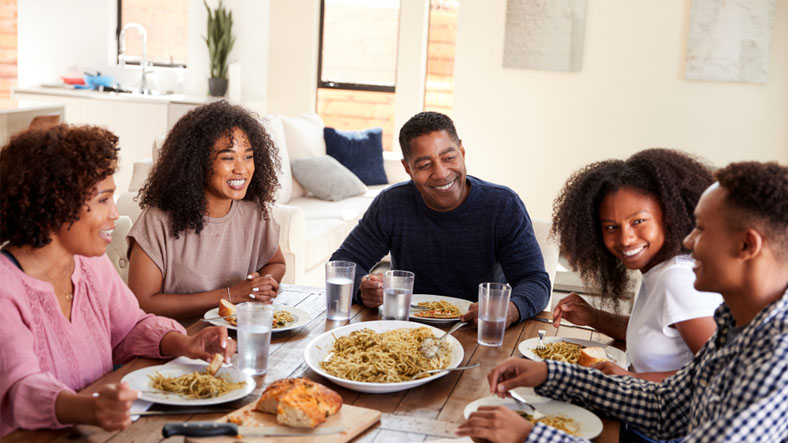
[330, 112, 550, 326]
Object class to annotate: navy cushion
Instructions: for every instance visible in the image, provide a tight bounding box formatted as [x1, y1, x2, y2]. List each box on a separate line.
[324, 127, 388, 185]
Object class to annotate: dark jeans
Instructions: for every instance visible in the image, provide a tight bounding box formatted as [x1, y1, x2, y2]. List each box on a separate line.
[620, 423, 681, 443]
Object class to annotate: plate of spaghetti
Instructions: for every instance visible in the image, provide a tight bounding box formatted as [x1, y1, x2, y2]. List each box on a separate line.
[409, 294, 471, 324]
[203, 305, 312, 333]
[518, 337, 628, 368]
[304, 320, 465, 393]
[122, 361, 255, 406]
[463, 389, 603, 439]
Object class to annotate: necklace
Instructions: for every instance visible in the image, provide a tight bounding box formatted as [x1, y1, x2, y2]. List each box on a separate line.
[34, 255, 75, 303]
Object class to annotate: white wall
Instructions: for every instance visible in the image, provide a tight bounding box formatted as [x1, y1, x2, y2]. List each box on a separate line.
[453, 0, 788, 222]
[17, 0, 270, 103]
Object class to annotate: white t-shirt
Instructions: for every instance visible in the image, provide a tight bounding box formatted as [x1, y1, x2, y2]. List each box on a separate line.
[626, 255, 723, 373]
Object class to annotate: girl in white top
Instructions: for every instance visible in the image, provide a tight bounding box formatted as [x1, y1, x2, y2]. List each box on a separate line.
[551, 148, 722, 382]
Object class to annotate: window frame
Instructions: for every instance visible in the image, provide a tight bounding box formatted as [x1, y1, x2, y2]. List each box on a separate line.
[116, 0, 188, 69]
[317, 0, 398, 93]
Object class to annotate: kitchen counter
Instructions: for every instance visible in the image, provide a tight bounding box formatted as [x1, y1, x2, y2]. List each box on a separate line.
[14, 85, 213, 105]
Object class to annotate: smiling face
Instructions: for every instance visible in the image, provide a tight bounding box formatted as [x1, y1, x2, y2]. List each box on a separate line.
[56, 175, 118, 257]
[205, 127, 255, 216]
[683, 183, 741, 294]
[402, 130, 468, 212]
[599, 187, 666, 273]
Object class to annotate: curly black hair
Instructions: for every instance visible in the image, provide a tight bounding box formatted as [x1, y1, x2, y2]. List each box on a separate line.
[138, 100, 280, 237]
[716, 161, 788, 259]
[551, 148, 714, 304]
[1, 124, 119, 248]
[398, 111, 460, 160]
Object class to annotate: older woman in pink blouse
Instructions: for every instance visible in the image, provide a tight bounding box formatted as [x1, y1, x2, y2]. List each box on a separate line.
[0, 125, 236, 436]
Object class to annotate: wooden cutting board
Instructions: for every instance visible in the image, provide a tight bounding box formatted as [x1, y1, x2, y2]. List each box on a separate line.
[184, 401, 381, 442]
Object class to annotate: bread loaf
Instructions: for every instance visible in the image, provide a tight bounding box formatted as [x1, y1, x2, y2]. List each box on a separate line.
[218, 298, 236, 317]
[206, 353, 224, 376]
[255, 378, 342, 428]
[578, 347, 608, 367]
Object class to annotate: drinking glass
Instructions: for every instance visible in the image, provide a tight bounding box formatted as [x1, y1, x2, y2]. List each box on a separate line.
[325, 261, 356, 321]
[477, 282, 511, 346]
[237, 302, 273, 375]
[382, 270, 415, 320]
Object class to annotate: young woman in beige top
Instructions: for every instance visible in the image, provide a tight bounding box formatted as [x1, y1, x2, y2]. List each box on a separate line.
[127, 101, 285, 321]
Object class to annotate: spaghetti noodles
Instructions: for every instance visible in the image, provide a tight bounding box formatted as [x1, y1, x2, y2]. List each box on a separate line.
[412, 300, 463, 319]
[533, 341, 584, 364]
[149, 371, 246, 399]
[320, 327, 451, 383]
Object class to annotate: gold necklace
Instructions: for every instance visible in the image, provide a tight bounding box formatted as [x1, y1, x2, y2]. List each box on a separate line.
[32, 254, 75, 302]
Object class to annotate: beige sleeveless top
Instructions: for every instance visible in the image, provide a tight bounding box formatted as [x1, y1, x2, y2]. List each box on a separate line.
[128, 200, 280, 294]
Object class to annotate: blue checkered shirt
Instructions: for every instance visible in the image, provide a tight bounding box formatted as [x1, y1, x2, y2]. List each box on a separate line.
[528, 289, 788, 442]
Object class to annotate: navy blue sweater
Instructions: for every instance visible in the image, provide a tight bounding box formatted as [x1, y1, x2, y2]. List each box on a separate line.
[330, 176, 550, 323]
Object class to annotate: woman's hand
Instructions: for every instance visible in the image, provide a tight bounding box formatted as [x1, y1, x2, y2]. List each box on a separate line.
[488, 357, 548, 396]
[456, 406, 534, 442]
[160, 327, 236, 364]
[90, 382, 139, 431]
[230, 272, 279, 303]
[359, 273, 383, 308]
[552, 293, 598, 328]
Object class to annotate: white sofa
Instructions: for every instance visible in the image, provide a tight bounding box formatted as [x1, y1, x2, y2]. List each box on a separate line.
[116, 112, 409, 287]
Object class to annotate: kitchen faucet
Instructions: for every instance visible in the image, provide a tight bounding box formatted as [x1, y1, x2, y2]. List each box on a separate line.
[118, 23, 150, 94]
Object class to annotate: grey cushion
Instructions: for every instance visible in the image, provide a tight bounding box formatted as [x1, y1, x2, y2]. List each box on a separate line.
[291, 155, 367, 201]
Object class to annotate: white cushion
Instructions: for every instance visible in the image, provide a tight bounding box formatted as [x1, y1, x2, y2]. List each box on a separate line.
[261, 115, 293, 204]
[291, 156, 367, 202]
[304, 218, 348, 271]
[288, 185, 386, 223]
[280, 112, 326, 199]
[127, 159, 152, 193]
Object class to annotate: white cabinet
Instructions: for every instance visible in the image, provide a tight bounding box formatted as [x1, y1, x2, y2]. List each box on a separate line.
[12, 89, 202, 193]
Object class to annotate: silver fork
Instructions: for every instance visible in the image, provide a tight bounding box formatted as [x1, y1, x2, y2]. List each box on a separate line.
[536, 329, 547, 351]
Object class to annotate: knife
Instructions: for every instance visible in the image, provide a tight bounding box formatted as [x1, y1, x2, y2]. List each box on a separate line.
[132, 408, 232, 416]
[162, 422, 345, 438]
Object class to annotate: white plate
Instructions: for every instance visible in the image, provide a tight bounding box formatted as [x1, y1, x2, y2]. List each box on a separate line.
[409, 294, 472, 324]
[202, 305, 312, 333]
[304, 320, 465, 394]
[121, 362, 255, 406]
[463, 390, 603, 439]
[518, 337, 628, 368]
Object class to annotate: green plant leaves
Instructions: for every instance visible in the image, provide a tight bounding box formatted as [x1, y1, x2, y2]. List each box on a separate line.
[203, 0, 235, 79]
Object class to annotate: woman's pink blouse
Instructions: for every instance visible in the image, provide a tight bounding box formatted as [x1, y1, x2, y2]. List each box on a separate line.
[0, 254, 186, 436]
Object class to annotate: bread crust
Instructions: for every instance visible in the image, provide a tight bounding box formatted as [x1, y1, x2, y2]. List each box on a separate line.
[578, 347, 608, 367]
[255, 378, 342, 428]
[206, 353, 224, 376]
[218, 299, 236, 317]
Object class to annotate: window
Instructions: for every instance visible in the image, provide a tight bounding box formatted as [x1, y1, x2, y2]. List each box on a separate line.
[423, 0, 458, 116]
[318, 0, 401, 92]
[116, 0, 188, 68]
[317, 0, 401, 151]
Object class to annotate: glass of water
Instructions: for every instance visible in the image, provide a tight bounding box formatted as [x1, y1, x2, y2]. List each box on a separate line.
[477, 282, 511, 346]
[237, 302, 273, 375]
[325, 261, 356, 321]
[382, 270, 415, 321]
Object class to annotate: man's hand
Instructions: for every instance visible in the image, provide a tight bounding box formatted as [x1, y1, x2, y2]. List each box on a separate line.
[359, 273, 383, 308]
[456, 406, 534, 442]
[462, 301, 520, 327]
[488, 357, 548, 396]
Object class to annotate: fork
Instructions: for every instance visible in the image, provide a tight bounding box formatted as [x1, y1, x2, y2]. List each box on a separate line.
[412, 363, 480, 379]
[536, 329, 547, 351]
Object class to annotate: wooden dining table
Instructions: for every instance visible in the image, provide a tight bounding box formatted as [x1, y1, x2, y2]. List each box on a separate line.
[5, 287, 623, 442]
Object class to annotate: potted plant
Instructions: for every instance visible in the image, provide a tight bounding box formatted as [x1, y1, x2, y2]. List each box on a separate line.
[204, 0, 235, 97]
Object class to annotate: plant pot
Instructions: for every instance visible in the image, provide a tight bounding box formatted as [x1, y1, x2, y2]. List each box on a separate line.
[208, 78, 228, 97]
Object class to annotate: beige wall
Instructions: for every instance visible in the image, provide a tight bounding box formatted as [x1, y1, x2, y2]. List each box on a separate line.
[452, 0, 788, 222]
